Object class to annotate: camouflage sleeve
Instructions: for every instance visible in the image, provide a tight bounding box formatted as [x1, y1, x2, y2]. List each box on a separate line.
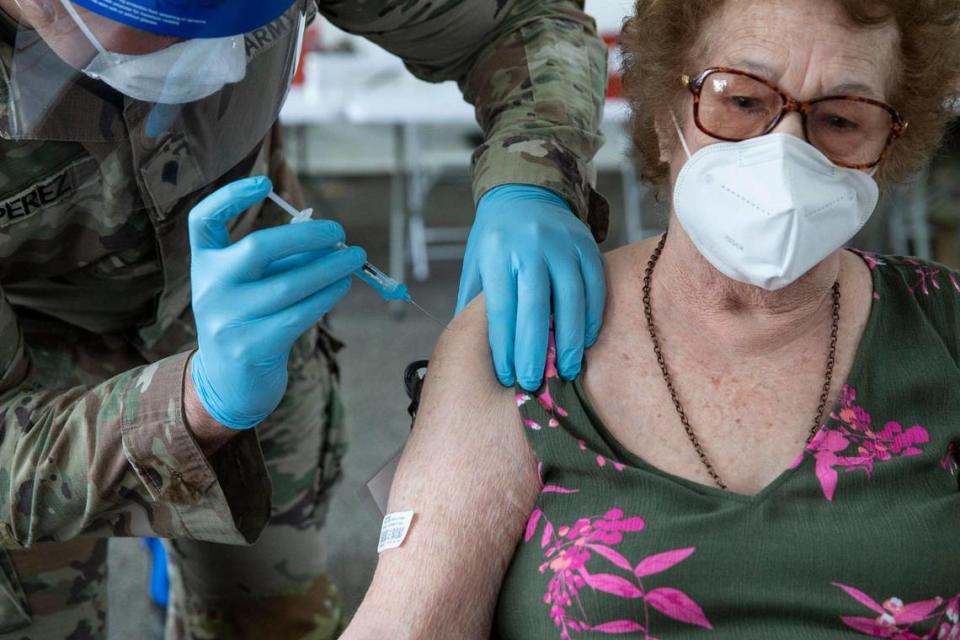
[325, 0, 610, 241]
[0, 292, 270, 548]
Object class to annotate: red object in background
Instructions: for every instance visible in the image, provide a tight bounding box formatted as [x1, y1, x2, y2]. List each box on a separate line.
[602, 33, 622, 98]
[292, 22, 319, 86]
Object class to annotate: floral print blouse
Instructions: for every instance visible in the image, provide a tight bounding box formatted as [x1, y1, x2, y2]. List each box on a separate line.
[494, 253, 960, 640]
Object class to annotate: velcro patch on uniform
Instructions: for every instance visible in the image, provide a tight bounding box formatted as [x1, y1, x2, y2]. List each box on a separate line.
[0, 157, 96, 228]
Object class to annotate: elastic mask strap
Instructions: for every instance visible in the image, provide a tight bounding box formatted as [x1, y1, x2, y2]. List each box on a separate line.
[866, 166, 879, 178]
[291, 13, 307, 77]
[280, 11, 307, 105]
[58, 0, 116, 63]
[671, 112, 693, 159]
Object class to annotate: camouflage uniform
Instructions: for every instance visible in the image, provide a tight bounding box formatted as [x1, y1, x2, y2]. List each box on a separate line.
[0, 0, 608, 638]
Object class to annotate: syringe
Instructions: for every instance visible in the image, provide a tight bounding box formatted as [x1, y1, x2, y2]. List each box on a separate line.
[267, 192, 442, 322]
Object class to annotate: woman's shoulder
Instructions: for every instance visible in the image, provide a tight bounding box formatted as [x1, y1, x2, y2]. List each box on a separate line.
[425, 295, 516, 408]
[853, 250, 960, 362]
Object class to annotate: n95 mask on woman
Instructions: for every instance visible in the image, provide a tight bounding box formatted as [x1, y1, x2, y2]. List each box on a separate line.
[672, 131, 879, 290]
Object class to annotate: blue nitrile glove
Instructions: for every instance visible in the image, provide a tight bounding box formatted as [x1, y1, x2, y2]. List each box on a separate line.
[456, 184, 605, 391]
[188, 176, 366, 429]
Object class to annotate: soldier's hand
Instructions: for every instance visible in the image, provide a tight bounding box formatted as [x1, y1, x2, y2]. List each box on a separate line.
[187, 176, 365, 430]
[456, 184, 605, 391]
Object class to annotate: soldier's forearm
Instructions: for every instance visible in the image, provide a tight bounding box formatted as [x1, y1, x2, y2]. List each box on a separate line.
[184, 355, 240, 458]
[461, 0, 609, 236]
[0, 350, 269, 544]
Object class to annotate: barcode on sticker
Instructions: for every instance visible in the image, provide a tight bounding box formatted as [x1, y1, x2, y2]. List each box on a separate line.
[377, 511, 414, 553]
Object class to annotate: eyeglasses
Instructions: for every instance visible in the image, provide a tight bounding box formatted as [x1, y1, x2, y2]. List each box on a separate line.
[682, 67, 907, 169]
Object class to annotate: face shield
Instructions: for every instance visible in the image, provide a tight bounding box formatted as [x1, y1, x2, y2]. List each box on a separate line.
[0, 0, 306, 207]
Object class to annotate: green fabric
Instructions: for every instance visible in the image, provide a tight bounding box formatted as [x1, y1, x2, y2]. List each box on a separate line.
[496, 252, 960, 640]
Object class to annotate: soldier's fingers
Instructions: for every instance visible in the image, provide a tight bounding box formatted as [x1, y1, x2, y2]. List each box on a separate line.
[188, 176, 273, 252]
[243, 246, 366, 315]
[224, 220, 348, 280]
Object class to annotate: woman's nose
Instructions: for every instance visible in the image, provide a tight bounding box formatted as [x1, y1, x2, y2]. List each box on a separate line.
[770, 111, 805, 139]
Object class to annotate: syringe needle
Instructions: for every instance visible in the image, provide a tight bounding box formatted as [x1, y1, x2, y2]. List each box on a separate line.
[408, 299, 446, 326]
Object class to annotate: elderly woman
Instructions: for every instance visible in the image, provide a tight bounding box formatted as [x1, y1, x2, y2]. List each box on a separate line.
[343, 0, 960, 637]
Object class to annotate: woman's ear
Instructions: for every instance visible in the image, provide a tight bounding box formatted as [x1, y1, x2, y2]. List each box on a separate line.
[654, 109, 676, 164]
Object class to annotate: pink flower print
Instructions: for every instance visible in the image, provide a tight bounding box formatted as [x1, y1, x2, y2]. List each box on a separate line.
[838, 388, 873, 432]
[523, 416, 561, 431]
[524, 419, 544, 431]
[578, 441, 626, 472]
[900, 259, 960, 295]
[517, 330, 569, 429]
[528, 332, 569, 419]
[938, 596, 960, 640]
[537, 386, 568, 419]
[518, 391, 561, 430]
[543, 485, 580, 495]
[834, 583, 960, 639]
[852, 249, 886, 271]
[788, 450, 805, 470]
[535, 463, 579, 496]
[518, 394, 542, 430]
[806, 429, 861, 502]
[801, 385, 930, 501]
[595, 455, 626, 472]
[859, 422, 929, 461]
[912, 265, 942, 296]
[527, 494, 711, 638]
[941, 443, 959, 478]
[545, 331, 561, 381]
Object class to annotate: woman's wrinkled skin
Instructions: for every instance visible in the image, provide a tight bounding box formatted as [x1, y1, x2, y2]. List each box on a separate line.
[583, 0, 898, 495]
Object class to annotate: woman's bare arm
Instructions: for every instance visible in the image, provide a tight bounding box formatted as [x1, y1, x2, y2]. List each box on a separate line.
[342, 300, 541, 639]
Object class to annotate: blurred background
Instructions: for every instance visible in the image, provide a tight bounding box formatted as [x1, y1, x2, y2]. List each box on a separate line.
[107, 1, 960, 635]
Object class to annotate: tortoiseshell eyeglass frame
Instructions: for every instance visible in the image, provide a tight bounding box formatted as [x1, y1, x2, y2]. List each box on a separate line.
[681, 66, 908, 169]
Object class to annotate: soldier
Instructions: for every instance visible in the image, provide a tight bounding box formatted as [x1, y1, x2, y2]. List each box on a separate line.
[0, 0, 609, 638]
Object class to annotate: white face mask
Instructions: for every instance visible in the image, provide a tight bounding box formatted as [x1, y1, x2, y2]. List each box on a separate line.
[671, 120, 880, 290]
[58, 0, 247, 104]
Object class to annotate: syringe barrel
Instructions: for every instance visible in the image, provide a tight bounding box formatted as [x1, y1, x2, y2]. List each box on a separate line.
[333, 243, 402, 296]
[268, 193, 411, 301]
[354, 264, 409, 301]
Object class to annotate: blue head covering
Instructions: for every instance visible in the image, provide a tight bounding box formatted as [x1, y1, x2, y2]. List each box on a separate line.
[69, 0, 296, 38]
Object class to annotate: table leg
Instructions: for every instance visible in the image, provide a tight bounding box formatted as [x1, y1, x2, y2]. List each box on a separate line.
[406, 123, 431, 281]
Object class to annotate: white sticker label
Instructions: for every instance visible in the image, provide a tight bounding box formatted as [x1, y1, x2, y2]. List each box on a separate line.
[377, 511, 414, 553]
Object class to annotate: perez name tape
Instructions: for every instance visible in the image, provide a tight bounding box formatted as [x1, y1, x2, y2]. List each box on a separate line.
[0, 157, 98, 228]
[377, 511, 414, 553]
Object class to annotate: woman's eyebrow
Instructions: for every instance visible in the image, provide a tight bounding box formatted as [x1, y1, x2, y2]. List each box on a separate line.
[725, 58, 781, 80]
[725, 58, 884, 99]
[825, 81, 882, 98]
